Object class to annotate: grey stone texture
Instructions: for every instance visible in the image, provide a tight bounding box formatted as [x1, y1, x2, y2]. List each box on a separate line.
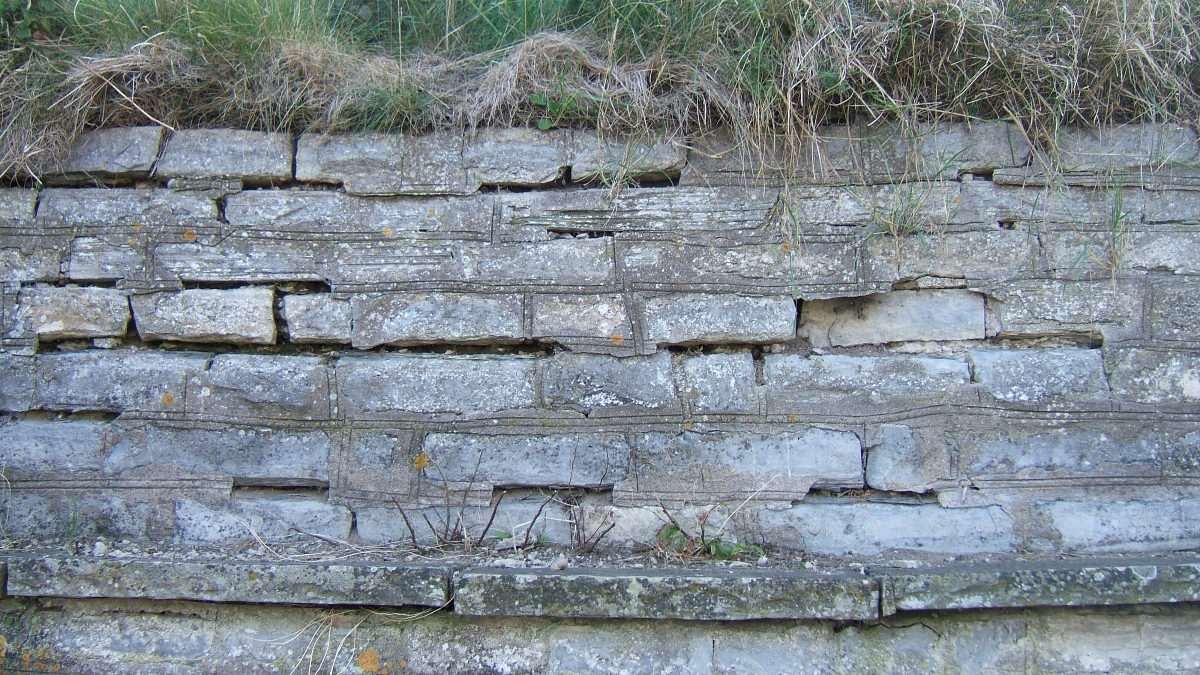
[296, 131, 467, 194]
[765, 353, 972, 415]
[12, 285, 129, 340]
[281, 293, 351, 342]
[35, 349, 208, 413]
[0, 186, 37, 219]
[969, 348, 1110, 407]
[642, 293, 796, 346]
[532, 293, 634, 355]
[865, 424, 945, 493]
[174, 496, 352, 543]
[800, 289, 985, 347]
[184, 354, 332, 420]
[421, 432, 631, 489]
[0, 419, 104, 473]
[223, 190, 492, 239]
[38, 187, 217, 225]
[996, 123, 1200, 187]
[1037, 499, 1200, 553]
[155, 129, 292, 182]
[1109, 348, 1200, 408]
[542, 351, 680, 415]
[352, 292, 524, 348]
[132, 287, 276, 344]
[678, 352, 759, 413]
[336, 354, 538, 419]
[50, 126, 164, 180]
[0, 353, 34, 411]
[355, 492, 574, 546]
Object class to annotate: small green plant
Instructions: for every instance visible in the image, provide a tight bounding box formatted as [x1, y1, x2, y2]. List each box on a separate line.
[1, 0, 57, 41]
[654, 507, 763, 562]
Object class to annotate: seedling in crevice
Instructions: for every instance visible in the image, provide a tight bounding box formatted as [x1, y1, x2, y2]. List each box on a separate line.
[652, 500, 763, 562]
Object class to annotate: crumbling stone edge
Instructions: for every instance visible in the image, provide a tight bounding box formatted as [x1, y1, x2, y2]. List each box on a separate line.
[5, 554, 1198, 622]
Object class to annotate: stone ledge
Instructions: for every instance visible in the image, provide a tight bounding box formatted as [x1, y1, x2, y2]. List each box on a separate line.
[452, 568, 879, 621]
[5, 556, 451, 607]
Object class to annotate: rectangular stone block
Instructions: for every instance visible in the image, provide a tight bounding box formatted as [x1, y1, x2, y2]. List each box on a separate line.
[542, 351, 680, 416]
[185, 354, 331, 420]
[355, 492, 573, 546]
[421, 432, 630, 489]
[153, 239, 324, 283]
[54, 126, 164, 179]
[337, 354, 537, 419]
[1109, 348, 1200, 409]
[156, 129, 292, 183]
[462, 238, 616, 288]
[296, 132, 469, 194]
[863, 229, 1034, 285]
[7, 557, 450, 607]
[36, 350, 207, 413]
[865, 424, 949, 493]
[642, 293, 796, 346]
[531, 294, 634, 355]
[678, 352, 760, 414]
[800, 290, 985, 347]
[758, 502, 1015, 555]
[223, 190, 492, 240]
[0, 187, 37, 220]
[351, 292, 524, 348]
[282, 294, 351, 342]
[616, 427, 862, 505]
[104, 423, 330, 483]
[68, 235, 146, 281]
[174, 496, 352, 544]
[618, 241, 857, 294]
[960, 423, 1163, 485]
[1037, 499, 1200, 553]
[13, 286, 129, 340]
[132, 287, 276, 344]
[968, 348, 1110, 408]
[1149, 276, 1200, 343]
[454, 568, 879, 621]
[2, 491, 152, 540]
[765, 354, 971, 416]
[570, 132, 687, 184]
[0, 353, 34, 411]
[37, 187, 217, 225]
[987, 278, 1144, 339]
[463, 127, 574, 187]
[0, 419, 104, 474]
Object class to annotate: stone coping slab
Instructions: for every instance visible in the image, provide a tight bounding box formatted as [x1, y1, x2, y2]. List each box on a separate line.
[5, 555, 451, 607]
[452, 568, 879, 621]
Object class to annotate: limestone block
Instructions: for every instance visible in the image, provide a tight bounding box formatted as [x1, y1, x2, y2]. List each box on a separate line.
[0, 353, 34, 411]
[0, 187, 38, 219]
[765, 354, 971, 416]
[463, 127, 574, 186]
[987, 278, 1144, 339]
[68, 235, 146, 281]
[355, 494, 573, 546]
[462, 238, 616, 287]
[968, 348, 1110, 407]
[910, 121, 1031, 175]
[295, 131, 468, 194]
[642, 293, 796, 346]
[616, 428, 863, 504]
[1109, 348, 1200, 408]
[1150, 276, 1200, 342]
[153, 239, 324, 284]
[963, 425, 1161, 483]
[282, 294, 351, 343]
[758, 502, 1015, 555]
[37, 187, 217, 225]
[175, 497, 352, 543]
[3, 492, 152, 540]
[132, 287, 276, 344]
[570, 133, 687, 183]
[865, 424, 947, 493]
[0, 420, 104, 474]
[336, 354, 538, 419]
[531, 293, 634, 355]
[13, 286, 129, 340]
[678, 352, 760, 414]
[55, 126, 163, 179]
[351, 292, 524, 348]
[1037, 498, 1200, 553]
[104, 424, 330, 483]
[542, 351, 680, 415]
[156, 129, 292, 182]
[421, 432, 630, 489]
[35, 350, 208, 413]
[223, 190, 492, 240]
[1055, 123, 1198, 172]
[799, 290, 985, 347]
[185, 354, 331, 420]
[862, 229, 1034, 284]
[617, 241, 858, 293]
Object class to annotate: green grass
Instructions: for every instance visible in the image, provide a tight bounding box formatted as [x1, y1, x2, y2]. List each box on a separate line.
[2, 0, 1198, 175]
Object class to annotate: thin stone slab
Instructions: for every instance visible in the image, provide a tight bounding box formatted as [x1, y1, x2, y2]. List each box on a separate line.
[37, 187, 217, 225]
[1109, 348, 1200, 409]
[617, 240, 858, 295]
[968, 348, 1111, 407]
[1036, 498, 1200, 554]
[184, 354, 332, 421]
[531, 293, 635, 356]
[296, 132, 469, 195]
[132, 288, 276, 344]
[880, 558, 1200, 615]
[7, 556, 450, 607]
[51, 126, 164, 180]
[351, 292, 524, 348]
[765, 354, 972, 416]
[155, 129, 292, 183]
[336, 354, 538, 419]
[421, 432, 631, 489]
[35, 350, 208, 413]
[800, 290, 985, 347]
[13, 286, 130, 340]
[642, 293, 796, 346]
[0, 420, 105, 474]
[453, 568, 879, 620]
[542, 351, 680, 416]
[174, 497, 352, 544]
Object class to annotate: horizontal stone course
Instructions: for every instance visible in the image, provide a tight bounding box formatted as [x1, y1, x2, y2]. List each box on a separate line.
[184, 354, 331, 420]
[35, 349, 207, 413]
[282, 293, 351, 342]
[50, 126, 163, 180]
[132, 288, 276, 344]
[155, 129, 292, 183]
[542, 351, 680, 415]
[421, 432, 631, 489]
[969, 348, 1110, 407]
[174, 497, 352, 544]
[642, 293, 796, 346]
[765, 353, 972, 415]
[0, 420, 104, 474]
[223, 190, 493, 239]
[800, 289, 985, 347]
[336, 354, 538, 419]
[13, 286, 130, 341]
[104, 424, 330, 482]
[352, 292, 524, 348]
[1037, 499, 1200, 554]
[37, 187, 217, 225]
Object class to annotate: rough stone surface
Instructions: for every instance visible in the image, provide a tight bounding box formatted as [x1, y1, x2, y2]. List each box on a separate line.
[13, 286, 130, 340]
[963, 425, 1161, 484]
[132, 288, 276, 344]
[454, 569, 878, 620]
[1, 492, 152, 540]
[0, 353, 34, 411]
[282, 294, 351, 343]
[422, 432, 630, 488]
[337, 355, 538, 419]
[223, 190, 492, 239]
[0, 187, 37, 219]
[356, 493, 574, 546]
[0, 420, 104, 473]
[800, 290, 985, 347]
[642, 294, 796, 346]
[988, 279, 1143, 338]
[37, 187, 217, 224]
[678, 352, 759, 414]
[542, 351, 680, 415]
[35, 350, 207, 413]
[295, 132, 468, 194]
[969, 348, 1110, 406]
[865, 424, 944, 493]
[184, 354, 331, 420]
[174, 497, 352, 543]
[156, 129, 292, 182]
[532, 293, 634, 355]
[352, 292, 524, 348]
[7, 557, 451, 607]
[765, 354, 972, 415]
[54, 126, 163, 179]
[1038, 499, 1200, 553]
[1109, 349, 1200, 407]
[759, 502, 1016, 555]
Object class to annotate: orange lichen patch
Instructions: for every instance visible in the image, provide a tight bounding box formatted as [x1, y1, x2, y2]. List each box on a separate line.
[131, 222, 143, 230]
[788, 414, 798, 422]
[610, 335, 625, 345]
[399, 661, 408, 669]
[413, 452, 431, 470]
[358, 648, 381, 673]
[780, 241, 791, 252]
[381, 227, 394, 236]
[0, 634, 6, 658]
[183, 230, 198, 242]
[683, 423, 693, 430]
[161, 393, 177, 406]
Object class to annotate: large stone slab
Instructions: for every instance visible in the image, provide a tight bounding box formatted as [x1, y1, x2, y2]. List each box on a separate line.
[51, 126, 163, 180]
[618, 241, 858, 294]
[174, 497, 352, 543]
[765, 354, 972, 416]
[987, 278, 1145, 339]
[542, 351, 680, 416]
[2, 491, 153, 540]
[351, 292, 524, 348]
[67, 234, 147, 282]
[295, 132, 468, 194]
[1038, 498, 1200, 554]
[35, 350, 208, 413]
[281, 293, 351, 342]
[678, 352, 760, 414]
[0, 419, 105, 474]
[968, 348, 1110, 407]
[960, 423, 1162, 486]
[616, 427, 863, 504]
[132, 287, 276, 344]
[156, 129, 292, 182]
[864, 424, 948, 493]
[7, 557, 451, 607]
[531, 293, 634, 355]
[642, 293, 796, 346]
[881, 558, 1200, 614]
[184, 354, 331, 420]
[37, 187, 217, 225]
[759, 502, 1016, 555]
[421, 432, 630, 489]
[336, 355, 538, 419]
[12, 286, 130, 340]
[1149, 275, 1200, 343]
[453, 569, 879, 620]
[1109, 349, 1200, 409]
[996, 123, 1200, 187]
[800, 290, 985, 347]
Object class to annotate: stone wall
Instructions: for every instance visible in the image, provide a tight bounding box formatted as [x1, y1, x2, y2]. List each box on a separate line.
[1, 122, 1199, 673]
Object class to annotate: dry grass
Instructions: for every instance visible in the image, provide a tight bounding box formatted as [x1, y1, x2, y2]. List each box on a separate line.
[1, 0, 1197, 178]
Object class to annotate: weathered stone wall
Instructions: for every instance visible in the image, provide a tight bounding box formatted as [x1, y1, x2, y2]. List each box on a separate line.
[1, 122, 1199, 673]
